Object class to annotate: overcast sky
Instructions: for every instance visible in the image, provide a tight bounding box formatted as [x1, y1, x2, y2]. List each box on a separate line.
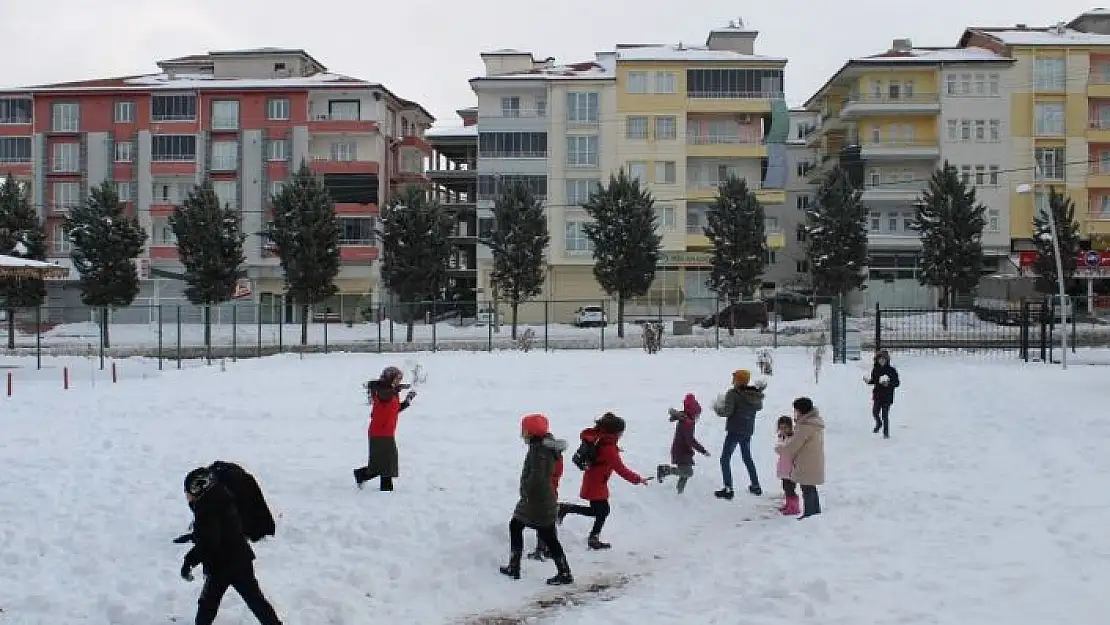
[0, 0, 1093, 124]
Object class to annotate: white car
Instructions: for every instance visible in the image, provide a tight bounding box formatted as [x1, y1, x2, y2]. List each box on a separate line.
[476, 307, 496, 326]
[573, 306, 607, 328]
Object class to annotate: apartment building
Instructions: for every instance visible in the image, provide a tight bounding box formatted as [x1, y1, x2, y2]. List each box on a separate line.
[804, 40, 1015, 308]
[426, 107, 479, 304]
[783, 109, 820, 289]
[0, 47, 432, 322]
[469, 25, 791, 323]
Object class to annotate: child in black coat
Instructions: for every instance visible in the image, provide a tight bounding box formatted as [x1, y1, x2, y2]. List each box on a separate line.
[864, 349, 900, 438]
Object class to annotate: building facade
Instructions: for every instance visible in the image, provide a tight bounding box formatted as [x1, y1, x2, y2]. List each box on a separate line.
[0, 48, 433, 323]
[468, 26, 795, 324]
[782, 109, 820, 290]
[426, 107, 479, 307]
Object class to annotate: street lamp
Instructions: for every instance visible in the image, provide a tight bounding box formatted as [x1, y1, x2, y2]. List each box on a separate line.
[1015, 182, 1067, 369]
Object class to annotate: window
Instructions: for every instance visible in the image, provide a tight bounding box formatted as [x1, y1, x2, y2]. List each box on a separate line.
[53, 182, 80, 211]
[566, 92, 599, 122]
[899, 168, 913, 182]
[945, 74, 957, 95]
[151, 135, 196, 161]
[796, 161, 812, 178]
[628, 71, 649, 93]
[564, 220, 594, 253]
[151, 94, 196, 121]
[796, 260, 809, 273]
[566, 135, 598, 167]
[211, 100, 239, 130]
[974, 120, 985, 141]
[765, 217, 779, 232]
[115, 182, 131, 202]
[654, 116, 677, 140]
[0, 137, 31, 163]
[870, 125, 881, 143]
[796, 224, 807, 242]
[654, 205, 676, 231]
[566, 179, 598, 206]
[269, 180, 286, 200]
[626, 161, 646, 181]
[51, 142, 79, 171]
[212, 181, 237, 209]
[1034, 57, 1066, 91]
[796, 195, 810, 210]
[114, 141, 133, 162]
[867, 169, 881, 187]
[52, 224, 72, 254]
[900, 124, 915, 142]
[959, 165, 971, 185]
[266, 139, 288, 161]
[477, 175, 547, 200]
[0, 98, 32, 124]
[975, 165, 986, 185]
[51, 103, 79, 132]
[500, 96, 521, 117]
[960, 120, 971, 141]
[974, 74, 986, 95]
[211, 141, 238, 170]
[1034, 191, 1049, 217]
[267, 98, 290, 120]
[989, 165, 1000, 185]
[327, 100, 359, 120]
[536, 97, 547, 117]
[947, 119, 958, 140]
[478, 132, 548, 158]
[764, 250, 777, 264]
[654, 71, 677, 94]
[653, 161, 676, 184]
[987, 208, 1000, 232]
[1035, 147, 1065, 180]
[152, 222, 176, 245]
[871, 80, 884, 98]
[989, 120, 1000, 141]
[339, 217, 375, 245]
[330, 141, 356, 161]
[988, 73, 1000, 95]
[960, 73, 971, 94]
[887, 211, 899, 232]
[114, 101, 134, 123]
[1035, 103, 1065, 135]
[888, 82, 901, 100]
[687, 68, 783, 98]
[870, 211, 881, 232]
[904, 80, 914, 97]
[626, 116, 649, 139]
[152, 181, 192, 204]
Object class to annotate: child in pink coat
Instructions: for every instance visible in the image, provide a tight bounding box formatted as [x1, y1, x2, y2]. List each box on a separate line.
[774, 415, 800, 515]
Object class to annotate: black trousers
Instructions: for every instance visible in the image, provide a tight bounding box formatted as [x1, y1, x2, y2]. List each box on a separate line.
[509, 518, 565, 560]
[800, 485, 821, 517]
[195, 567, 282, 625]
[872, 402, 891, 436]
[561, 499, 610, 536]
[781, 478, 796, 497]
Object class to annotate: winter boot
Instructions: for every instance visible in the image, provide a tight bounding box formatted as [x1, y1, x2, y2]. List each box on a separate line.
[748, 484, 763, 496]
[781, 495, 801, 515]
[546, 555, 574, 586]
[499, 550, 522, 579]
[656, 464, 671, 483]
[353, 467, 372, 489]
[873, 421, 882, 434]
[587, 534, 611, 550]
[714, 487, 735, 500]
[380, 476, 394, 492]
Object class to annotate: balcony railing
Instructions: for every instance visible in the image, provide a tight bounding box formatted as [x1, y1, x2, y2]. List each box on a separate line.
[210, 157, 238, 171]
[864, 182, 924, 192]
[1092, 162, 1110, 175]
[310, 113, 361, 122]
[1090, 118, 1110, 130]
[50, 203, 78, 214]
[311, 154, 362, 163]
[854, 138, 937, 149]
[484, 109, 548, 119]
[478, 193, 546, 202]
[687, 134, 764, 145]
[51, 159, 78, 172]
[211, 117, 239, 131]
[0, 155, 31, 164]
[339, 238, 374, 246]
[688, 90, 783, 99]
[687, 178, 763, 189]
[846, 93, 939, 104]
[686, 223, 705, 234]
[51, 241, 72, 255]
[477, 150, 549, 159]
[1090, 70, 1110, 85]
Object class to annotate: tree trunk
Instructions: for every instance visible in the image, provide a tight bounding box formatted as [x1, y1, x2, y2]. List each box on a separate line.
[511, 300, 519, 340]
[728, 298, 737, 337]
[101, 306, 111, 349]
[940, 287, 950, 331]
[617, 297, 625, 339]
[406, 318, 414, 343]
[203, 305, 212, 349]
[300, 305, 309, 345]
[6, 310, 14, 349]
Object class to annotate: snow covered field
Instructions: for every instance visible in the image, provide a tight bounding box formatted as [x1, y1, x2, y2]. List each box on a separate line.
[1, 348, 1108, 624]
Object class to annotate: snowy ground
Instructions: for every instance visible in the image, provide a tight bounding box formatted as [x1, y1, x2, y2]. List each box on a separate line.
[1, 348, 1108, 624]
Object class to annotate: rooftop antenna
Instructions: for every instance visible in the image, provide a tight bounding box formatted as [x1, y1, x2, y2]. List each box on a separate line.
[737, 17, 746, 29]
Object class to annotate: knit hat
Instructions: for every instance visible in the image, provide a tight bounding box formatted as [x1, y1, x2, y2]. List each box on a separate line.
[732, 369, 751, 386]
[520, 413, 550, 437]
[682, 393, 702, 419]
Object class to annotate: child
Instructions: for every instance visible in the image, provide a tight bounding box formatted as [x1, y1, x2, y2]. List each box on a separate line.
[179, 467, 283, 625]
[657, 393, 710, 494]
[558, 412, 648, 550]
[714, 369, 767, 499]
[499, 413, 574, 586]
[773, 416, 800, 515]
[863, 349, 900, 439]
[353, 366, 417, 491]
[778, 397, 825, 519]
[527, 422, 565, 562]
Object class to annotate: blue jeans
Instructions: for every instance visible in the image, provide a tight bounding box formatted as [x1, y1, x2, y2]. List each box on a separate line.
[720, 431, 759, 489]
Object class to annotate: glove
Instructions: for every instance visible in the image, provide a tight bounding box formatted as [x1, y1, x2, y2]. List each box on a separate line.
[405, 390, 417, 402]
[701, 450, 712, 457]
[180, 563, 194, 581]
[172, 533, 193, 544]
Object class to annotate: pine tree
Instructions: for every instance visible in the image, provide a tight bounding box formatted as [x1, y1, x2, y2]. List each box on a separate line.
[487, 181, 550, 339]
[1032, 186, 1081, 296]
[65, 181, 147, 348]
[0, 175, 47, 348]
[582, 169, 662, 338]
[267, 162, 341, 345]
[378, 184, 454, 342]
[806, 166, 868, 297]
[705, 176, 767, 335]
[911, 162, 987, 329]
[170, 178, 246, 351]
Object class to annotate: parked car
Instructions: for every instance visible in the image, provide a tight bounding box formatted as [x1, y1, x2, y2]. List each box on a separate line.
[573, 306, 608, 328]
[700, 301, 769, 330]
[763, 293, 815, 321]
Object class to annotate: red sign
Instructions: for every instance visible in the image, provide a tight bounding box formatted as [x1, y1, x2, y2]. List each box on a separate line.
[1017, 250, 1110, 269]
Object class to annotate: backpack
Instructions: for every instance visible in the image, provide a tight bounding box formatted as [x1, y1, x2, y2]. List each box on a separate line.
[571, 439, 600, 471]
[209, 461, 276, 542]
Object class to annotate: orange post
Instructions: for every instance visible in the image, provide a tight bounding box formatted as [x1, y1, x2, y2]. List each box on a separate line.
[63, 367, 69, 390]
[111, 362, 117, 383]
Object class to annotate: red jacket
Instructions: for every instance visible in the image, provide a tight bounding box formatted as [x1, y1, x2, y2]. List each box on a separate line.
[578, 428, 643, 501]
[367, 380, 411, 438]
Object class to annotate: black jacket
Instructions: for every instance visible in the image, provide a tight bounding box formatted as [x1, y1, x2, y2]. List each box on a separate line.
[183, 484, 255, 575]
[866, 363, 900, 405]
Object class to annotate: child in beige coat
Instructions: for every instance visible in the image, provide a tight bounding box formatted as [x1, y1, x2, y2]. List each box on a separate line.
[778, 397, 825, 519]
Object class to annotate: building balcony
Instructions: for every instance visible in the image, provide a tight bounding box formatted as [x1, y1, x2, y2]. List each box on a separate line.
[48, 203, 77, 217]
[858, 139, 939, 160]
[427, 166, 478, 179]
[308, 156, 379, 175]
[477, 150, 549, 160]
[684, 224, 784, 249]
[862, 182, 924, 202]
[1088, 118, 1110, 143]
[686, 179, 785, 204]
[686, 90, 780, 114]
[1090, 163, 1110, 188]
[398, 134, 431, 153]
[150, 160, 197, 176]
[335, 202, 378, 216]
[149, 245, 179, 260]
[839, 93, 940, 119]
[307, 114, 379, 134]
[339, 243, 378, 262]
[1089, 70, 1110, 98]
[686, 134, 766, 158]
[150, 201, 177, 217]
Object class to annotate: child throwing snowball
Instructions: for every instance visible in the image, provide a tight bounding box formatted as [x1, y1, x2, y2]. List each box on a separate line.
[864, 349, 900, 439]
[773, 416, 800, 515]
[657, 393, 710, 494]
[353, 366, 416, 491]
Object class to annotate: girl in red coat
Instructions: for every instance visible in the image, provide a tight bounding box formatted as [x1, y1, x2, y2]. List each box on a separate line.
[352, 366, 416, 491]
[557, 413, 647, 550]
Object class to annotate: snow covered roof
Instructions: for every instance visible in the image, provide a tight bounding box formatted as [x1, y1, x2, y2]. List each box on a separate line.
[853, 46, 1011, 63]
[11, 72, 372, 92]
[470, 59, 615, 83]
[967, 27, 1110, 46]
[615, 44, 786, 63]
[426, 125, 477, 138]
[0, 255, 69, 279]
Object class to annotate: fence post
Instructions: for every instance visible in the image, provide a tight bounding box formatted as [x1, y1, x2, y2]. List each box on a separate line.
[323, 310, 329, 355]
[98, 307, 106, 371]
[431, 300, 438, 352]
[839, 302, 849, 364]
[1039, 299, 1049, 363]
[158, 304, 164, 370]
[34, 305, 41, 370]
[231, 304, 238, 362]
[278, 310, 283, 353]
[714, 298, 720, 349]
[256, 302, 262, 359]
[772, 294, 779, 350]
[176, 305, 183, 369]
[1019, 301, 1029, 362]
[873, 302, 882, 353]
[1071, 304, 1077, 353]
[377, 303, 383, 354]
[544, 299, 549, 352]
[599, 300, 605, 352]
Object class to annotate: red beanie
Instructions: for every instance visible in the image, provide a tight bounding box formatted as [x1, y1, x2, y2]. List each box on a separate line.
[683, 393, 702, 419]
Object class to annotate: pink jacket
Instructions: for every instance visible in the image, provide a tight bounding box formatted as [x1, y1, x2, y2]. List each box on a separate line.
[774, 434, 793, 480]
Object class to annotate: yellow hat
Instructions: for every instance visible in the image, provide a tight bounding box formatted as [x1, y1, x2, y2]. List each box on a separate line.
[733, 369, 751, 386]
